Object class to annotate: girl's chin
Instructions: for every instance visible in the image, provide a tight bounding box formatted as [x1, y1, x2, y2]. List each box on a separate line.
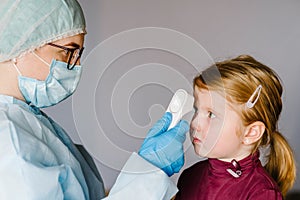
[193, 145, 205, 157]
[193, 144, 214, 158]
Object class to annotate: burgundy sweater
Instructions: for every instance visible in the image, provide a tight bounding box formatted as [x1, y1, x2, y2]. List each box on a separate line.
[175, 152, 282, 200]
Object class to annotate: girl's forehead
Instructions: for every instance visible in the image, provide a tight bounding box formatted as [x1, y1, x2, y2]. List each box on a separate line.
[194, 87, 224, 103]
[194, 87, 229, 112]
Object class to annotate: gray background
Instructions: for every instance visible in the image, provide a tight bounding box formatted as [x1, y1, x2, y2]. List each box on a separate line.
[45, 0, 300, 195]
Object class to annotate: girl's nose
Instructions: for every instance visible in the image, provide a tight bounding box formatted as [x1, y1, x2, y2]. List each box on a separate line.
[191, 114, 202, 133]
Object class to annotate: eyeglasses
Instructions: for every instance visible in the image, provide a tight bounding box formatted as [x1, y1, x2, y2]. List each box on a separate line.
[47, 43, 84, 70]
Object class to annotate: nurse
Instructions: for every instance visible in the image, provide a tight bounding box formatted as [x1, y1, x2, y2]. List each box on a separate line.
[0, 1, 189, 199]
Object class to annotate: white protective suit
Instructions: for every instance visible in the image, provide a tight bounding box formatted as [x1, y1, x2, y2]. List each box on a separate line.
[0, 94, 177, 199]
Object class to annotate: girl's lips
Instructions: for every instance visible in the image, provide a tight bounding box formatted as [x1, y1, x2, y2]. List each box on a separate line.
[193, 137, 202, 144]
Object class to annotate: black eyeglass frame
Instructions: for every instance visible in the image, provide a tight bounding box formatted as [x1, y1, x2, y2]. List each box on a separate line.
[47, 43, 84, 70]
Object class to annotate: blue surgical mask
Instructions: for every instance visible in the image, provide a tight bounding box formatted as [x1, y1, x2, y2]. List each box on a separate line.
[13, 55, 82, 108]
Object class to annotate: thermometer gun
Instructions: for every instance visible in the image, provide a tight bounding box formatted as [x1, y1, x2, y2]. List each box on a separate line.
[166, 89, 194, 130]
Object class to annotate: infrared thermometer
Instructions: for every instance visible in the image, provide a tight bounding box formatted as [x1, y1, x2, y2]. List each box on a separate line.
[166, 89, 194, 130]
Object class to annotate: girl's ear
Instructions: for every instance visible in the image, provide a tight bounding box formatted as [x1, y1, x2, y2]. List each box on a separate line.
[243, 121, 265, 145]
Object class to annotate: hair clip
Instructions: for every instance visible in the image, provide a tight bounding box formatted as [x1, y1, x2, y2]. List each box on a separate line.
[246, 85, 262, 109]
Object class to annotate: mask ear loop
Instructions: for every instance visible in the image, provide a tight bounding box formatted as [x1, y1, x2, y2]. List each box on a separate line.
[246, 85, 262, 109]
[32, 51, 50, 67]
[12, 58, 22, 76]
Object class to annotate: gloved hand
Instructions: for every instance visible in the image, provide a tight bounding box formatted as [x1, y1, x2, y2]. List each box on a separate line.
[138, 112, 189, 176]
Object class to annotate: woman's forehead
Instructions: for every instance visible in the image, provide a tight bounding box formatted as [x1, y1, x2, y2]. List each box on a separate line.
[53, 34, 85, 46]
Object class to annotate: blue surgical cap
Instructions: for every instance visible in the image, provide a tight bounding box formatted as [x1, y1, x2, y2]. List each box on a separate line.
[0, 0, 86, 62]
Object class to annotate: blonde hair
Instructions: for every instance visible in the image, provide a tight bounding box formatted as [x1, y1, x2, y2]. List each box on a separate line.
[194, 55, 296, 196]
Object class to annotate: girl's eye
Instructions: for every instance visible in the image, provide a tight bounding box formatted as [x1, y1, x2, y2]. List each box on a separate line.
[208, 111, 216, 119]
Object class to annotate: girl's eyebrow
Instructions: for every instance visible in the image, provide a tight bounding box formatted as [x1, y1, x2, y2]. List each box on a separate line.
[201, 105, 223, 117]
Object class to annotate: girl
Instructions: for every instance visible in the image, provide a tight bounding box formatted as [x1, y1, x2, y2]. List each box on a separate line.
[175, 55, 296, 199]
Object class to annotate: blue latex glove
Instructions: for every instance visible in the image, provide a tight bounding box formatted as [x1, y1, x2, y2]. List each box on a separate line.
[138, 112, 189, 176]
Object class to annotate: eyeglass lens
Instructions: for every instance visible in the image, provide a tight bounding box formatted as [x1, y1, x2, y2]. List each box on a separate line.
[67, 47, 84, 70]
[47, 43, 84, 70]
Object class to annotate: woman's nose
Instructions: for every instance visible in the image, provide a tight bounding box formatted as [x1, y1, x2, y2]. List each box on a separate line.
[75, 58, 81, 65]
